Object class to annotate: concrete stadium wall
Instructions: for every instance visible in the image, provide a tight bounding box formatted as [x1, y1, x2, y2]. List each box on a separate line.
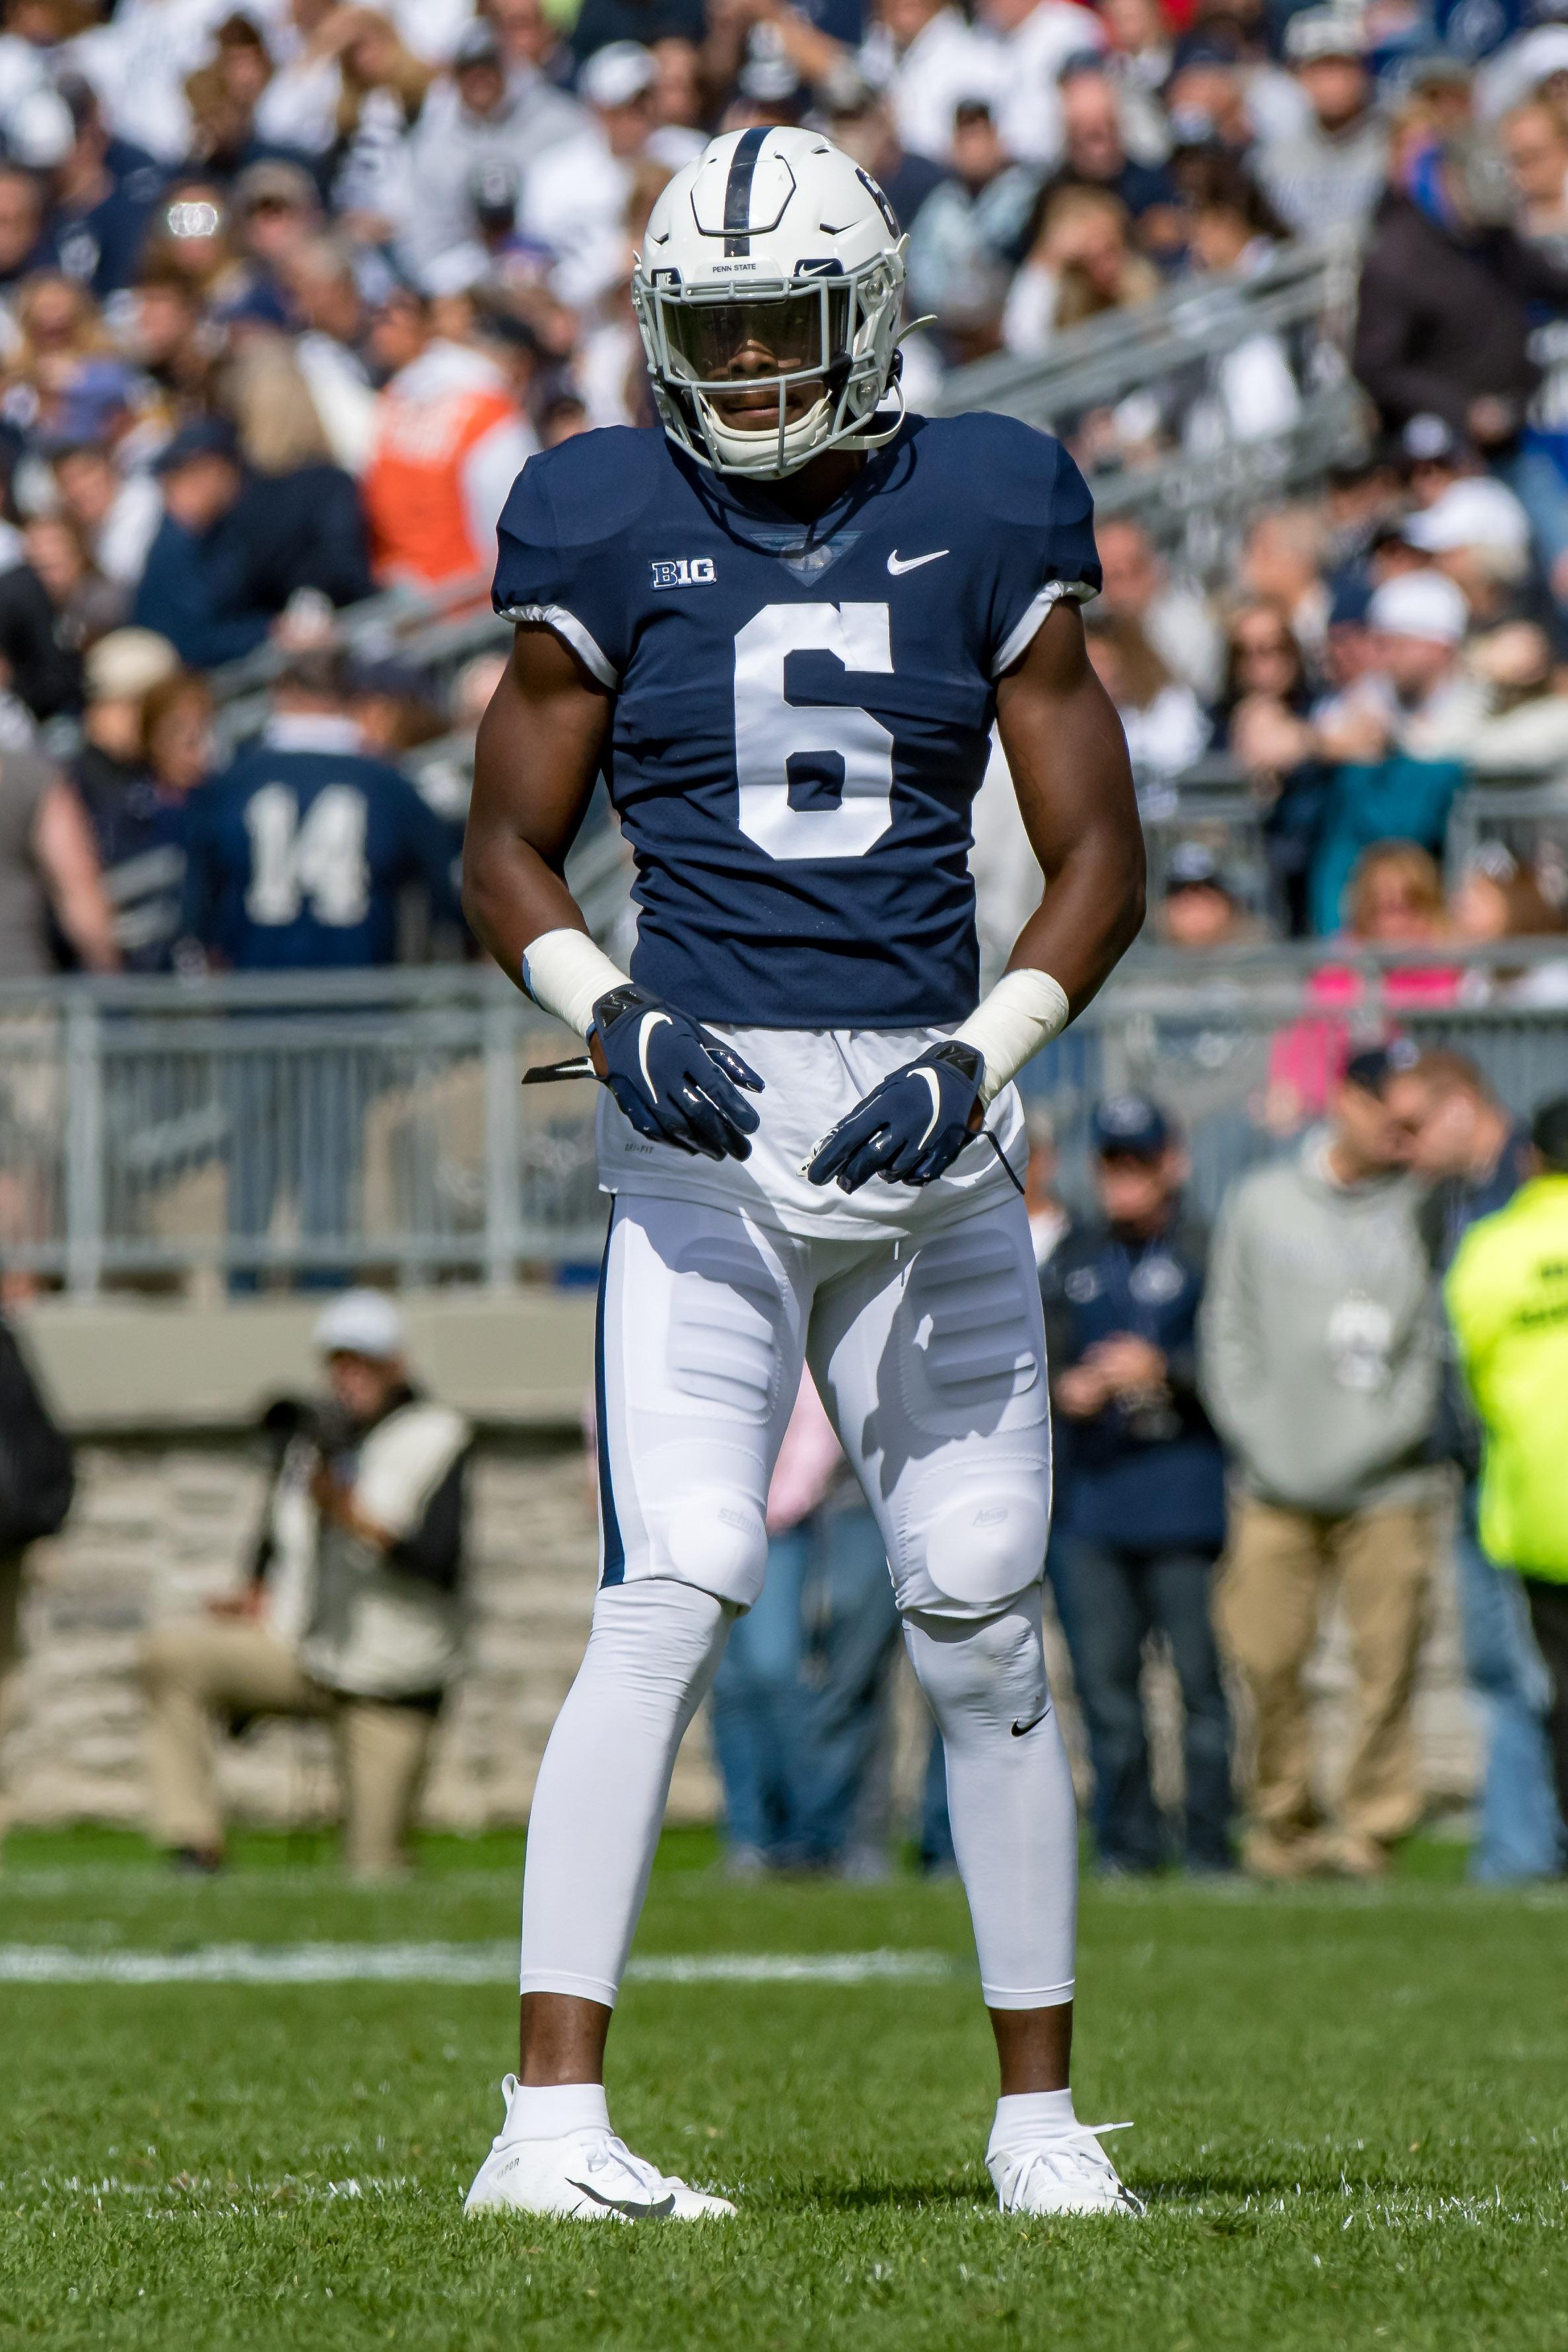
[6, 1434, 722, 1833]
[1, 1290, 1480, 1842]
[4, 1288, 720, 1834]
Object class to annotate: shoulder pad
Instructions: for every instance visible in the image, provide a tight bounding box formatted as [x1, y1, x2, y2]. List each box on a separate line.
[498, 427, 667, 553]
[961, 413, 1086, 532]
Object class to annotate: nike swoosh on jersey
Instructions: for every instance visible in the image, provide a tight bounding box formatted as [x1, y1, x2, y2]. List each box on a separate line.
[1010, 1710, 1048, 1738]
[887, 549, 949, 575]
[566, 2176, 677, 2219]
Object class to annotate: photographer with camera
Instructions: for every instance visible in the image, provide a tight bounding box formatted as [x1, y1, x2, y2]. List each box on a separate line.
[139, 1292, 472, 1877]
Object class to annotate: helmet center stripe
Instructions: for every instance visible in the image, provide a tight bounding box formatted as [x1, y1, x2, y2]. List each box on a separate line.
[723, 124, 769, 258]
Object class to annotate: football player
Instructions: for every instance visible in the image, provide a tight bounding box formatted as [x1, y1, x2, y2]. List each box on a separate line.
[461, 125, 1145, 2223]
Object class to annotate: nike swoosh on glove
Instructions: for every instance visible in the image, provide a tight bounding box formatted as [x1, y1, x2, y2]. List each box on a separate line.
[805, 1040, 985, 1193]
[592, 985, 763, 1161]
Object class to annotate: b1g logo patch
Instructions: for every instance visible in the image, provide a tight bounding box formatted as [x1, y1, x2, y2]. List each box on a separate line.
[650, 557, 716, 590]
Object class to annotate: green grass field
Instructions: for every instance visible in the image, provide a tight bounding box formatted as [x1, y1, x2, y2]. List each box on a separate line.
[3, 1826, 1566, 2351]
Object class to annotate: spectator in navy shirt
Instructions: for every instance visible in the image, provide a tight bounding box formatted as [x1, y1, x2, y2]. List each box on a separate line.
[1041, 1094, 1233, 1874]
[183, 648, 458, 972]
[1030, 67, 1178, 246]
[0, 167, 51, 308]
[183, 649, 459, 1281]
[51, 79, 166, 301]
[71, 627, 198, 973]
[132, 418, 371, 671]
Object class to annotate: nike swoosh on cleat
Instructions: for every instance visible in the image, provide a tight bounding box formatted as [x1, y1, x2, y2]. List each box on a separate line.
[1010, 1711, 1048, 1737]
[887, 549, 949, 575]
[566, 2177, 677, 2219]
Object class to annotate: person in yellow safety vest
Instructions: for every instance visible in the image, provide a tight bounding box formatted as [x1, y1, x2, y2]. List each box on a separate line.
[1447, 1092, 1568, 1839]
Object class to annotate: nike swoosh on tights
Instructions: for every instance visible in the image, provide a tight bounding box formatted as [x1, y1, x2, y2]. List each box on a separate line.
[1010, 1711, 1048, 1738]
[566, 2176, 677, 2219]
[887, 549, 949, 575]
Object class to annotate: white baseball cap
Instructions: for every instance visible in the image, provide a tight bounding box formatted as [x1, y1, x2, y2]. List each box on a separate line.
[312, 1289, 407, 1360]
[1367, 569, 1469, 646]
[1402, 477, 1531, 559]
[1284, 7, 1366, 62]
[580, 40, 657, 108]
[84, 628, 180, 704]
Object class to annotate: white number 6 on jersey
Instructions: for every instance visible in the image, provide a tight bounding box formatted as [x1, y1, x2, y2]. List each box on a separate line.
[733, 602, 895, 860]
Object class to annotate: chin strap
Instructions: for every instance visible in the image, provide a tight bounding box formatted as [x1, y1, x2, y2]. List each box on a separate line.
[838, 369, 908, 456]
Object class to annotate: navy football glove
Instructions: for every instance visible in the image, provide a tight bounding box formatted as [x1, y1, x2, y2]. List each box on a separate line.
[805, 1040, 986, 1193]
[591, 985, 763, 1161]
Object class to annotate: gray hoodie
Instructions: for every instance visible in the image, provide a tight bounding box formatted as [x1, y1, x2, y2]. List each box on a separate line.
[1199, 1132, 1443, 1515]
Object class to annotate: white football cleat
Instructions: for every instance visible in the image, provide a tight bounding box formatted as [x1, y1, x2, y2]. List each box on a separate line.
[464, 2077, 735, 2221]
[988, 2124, 1144, 2217]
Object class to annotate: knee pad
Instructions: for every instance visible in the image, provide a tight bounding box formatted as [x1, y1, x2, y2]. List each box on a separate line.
[891, 1458, 1048, 1616]
[646, 1480, 770, 1607]
[924, 1479, 1049, 1612]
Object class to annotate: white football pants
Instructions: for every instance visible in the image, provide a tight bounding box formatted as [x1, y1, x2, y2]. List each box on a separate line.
[520, 1190, 1078, 2011]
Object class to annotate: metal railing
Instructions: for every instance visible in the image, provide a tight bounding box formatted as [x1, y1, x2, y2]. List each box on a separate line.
[934, 231, 1367, 572]
[0, 969, 600, 1291]
[1446, 778, 1568, 903]
[934, 234, 1360, 428]
[1135, 763, 1568, 928]
[3, 944, 1565, 1294]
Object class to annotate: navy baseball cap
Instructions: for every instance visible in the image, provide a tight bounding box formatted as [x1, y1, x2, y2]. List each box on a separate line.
[1091, 1093, 1171, 1159]
[1343, 1039, 1420, 1098]
[152, 417, 240, 475]
[1164, 840, 1233, 895]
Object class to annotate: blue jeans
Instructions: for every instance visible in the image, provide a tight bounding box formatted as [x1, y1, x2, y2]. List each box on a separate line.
[708, 1523, 811, 1858]
[225, 1046, 369, 1289]
[1495, 442, 1568, 577]
[795, 1504, 901, 1867]
[1054, 1536, 1233, 1871]
[1453, 1489, 1561, 1883]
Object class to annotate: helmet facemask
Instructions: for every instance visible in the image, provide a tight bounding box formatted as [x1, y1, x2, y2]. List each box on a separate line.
[632, 246, 908, 480]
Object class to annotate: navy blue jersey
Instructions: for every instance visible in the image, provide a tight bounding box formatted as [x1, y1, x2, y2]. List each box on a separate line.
[492, 413, 1099, 1028]
[74, 747, 192, 973]
[183, 728, 458, 970]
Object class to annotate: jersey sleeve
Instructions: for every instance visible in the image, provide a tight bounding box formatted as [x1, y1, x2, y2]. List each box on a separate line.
[976, 423, 1101, 679]
[491, 432, 650, 691]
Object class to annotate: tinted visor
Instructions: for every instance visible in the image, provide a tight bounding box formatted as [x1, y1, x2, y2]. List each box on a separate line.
[664, 285, 852, 384]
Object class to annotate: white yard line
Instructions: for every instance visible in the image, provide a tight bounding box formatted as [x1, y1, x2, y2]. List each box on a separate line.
[0, 1943, 956, 1988]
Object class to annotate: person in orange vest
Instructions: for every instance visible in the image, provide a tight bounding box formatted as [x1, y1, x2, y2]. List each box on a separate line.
[360, 287, 536, 592]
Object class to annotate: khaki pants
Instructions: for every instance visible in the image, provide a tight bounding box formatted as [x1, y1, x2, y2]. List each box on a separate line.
[1215, 1495, 1436, 1867]
[139, 1618, 438, 1876]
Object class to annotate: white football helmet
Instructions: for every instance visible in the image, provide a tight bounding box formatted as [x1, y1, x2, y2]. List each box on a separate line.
[632, 125, 908, 480]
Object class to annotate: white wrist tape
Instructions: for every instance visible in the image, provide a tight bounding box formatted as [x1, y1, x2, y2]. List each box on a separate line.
[952, 967, 1071, 1107]
[520, 928, 631, 1040]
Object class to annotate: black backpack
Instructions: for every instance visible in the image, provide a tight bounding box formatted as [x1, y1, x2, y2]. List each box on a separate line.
[0, 1317, 74, 1550]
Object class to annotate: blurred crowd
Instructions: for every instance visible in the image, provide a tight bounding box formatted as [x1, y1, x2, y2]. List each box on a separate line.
[703, 1060, 1568, 1889]
[2, 0, 1568, 979]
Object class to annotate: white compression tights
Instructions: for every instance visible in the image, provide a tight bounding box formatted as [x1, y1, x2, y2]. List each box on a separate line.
[520, 1577, 734, 2005]
[520, 1577, 1077, 2011]
[903, 1589, 1078, 2007]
